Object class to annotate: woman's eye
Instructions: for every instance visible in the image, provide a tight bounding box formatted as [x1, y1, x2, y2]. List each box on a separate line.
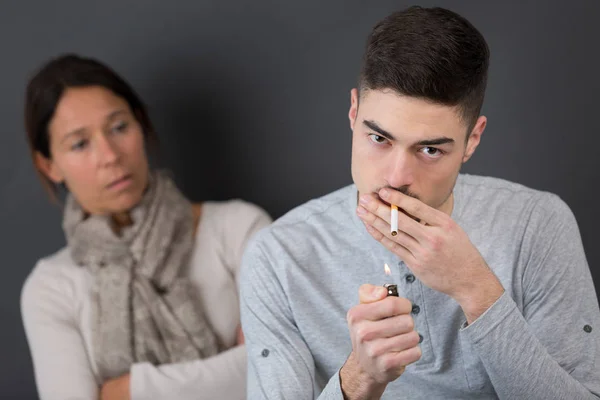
[112, 122, 128, 133]
[369, 134, 387, 144]
[71, 139, 88, 151]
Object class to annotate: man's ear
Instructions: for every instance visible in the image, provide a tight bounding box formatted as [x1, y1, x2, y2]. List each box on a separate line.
[348, 88, 359, 131]
[463, 115, 487, 163]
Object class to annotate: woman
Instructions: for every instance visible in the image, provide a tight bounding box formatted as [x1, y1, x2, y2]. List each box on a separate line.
[20, 53, 271, 400]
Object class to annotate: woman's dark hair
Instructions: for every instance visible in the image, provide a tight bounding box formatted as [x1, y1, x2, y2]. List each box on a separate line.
[24, 53, 157, 201]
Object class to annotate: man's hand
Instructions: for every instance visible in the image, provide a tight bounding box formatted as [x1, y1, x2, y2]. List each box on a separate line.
[100, 373, 130, 400]
[357, 188, 505, 323]
[340, 284, 422, 399]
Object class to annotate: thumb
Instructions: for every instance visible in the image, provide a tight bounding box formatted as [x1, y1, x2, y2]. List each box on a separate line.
[358, 284, 387, 304]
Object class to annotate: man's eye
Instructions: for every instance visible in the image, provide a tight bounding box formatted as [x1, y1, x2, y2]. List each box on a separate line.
[369, 134, 387, 144]
[420, 147, 443, 158]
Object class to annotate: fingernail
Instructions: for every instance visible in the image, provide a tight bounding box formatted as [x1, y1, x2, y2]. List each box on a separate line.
[380, 189, 389, 199]
[373, 286, 386, 297]
[359, 195, 370, 205]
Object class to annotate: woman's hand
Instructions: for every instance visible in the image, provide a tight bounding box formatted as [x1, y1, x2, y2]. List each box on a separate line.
[237, 324, 245, 345]
[100, 373, 130, 400]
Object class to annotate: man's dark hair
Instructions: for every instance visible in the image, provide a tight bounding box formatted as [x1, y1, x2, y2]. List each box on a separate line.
[359, 6, 490, 131]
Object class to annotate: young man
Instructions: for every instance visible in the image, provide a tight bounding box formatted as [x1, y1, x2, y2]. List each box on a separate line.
[239, 6, 600, 399]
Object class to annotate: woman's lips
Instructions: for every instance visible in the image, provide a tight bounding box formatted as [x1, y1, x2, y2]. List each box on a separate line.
[106, 174, 133, 191]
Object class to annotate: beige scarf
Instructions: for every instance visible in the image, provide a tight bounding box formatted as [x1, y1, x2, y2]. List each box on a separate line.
[62, 170, 219, 381]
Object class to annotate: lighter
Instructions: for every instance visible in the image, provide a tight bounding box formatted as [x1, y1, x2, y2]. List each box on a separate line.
[383, 283, 399, 297]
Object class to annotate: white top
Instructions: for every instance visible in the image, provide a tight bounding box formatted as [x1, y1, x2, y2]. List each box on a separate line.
[21, 199, 272, 400]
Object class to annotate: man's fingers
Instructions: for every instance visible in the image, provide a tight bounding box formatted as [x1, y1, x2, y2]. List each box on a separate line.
[367, 330, 421, 357]
[358, 284, 387, 304]
[359, 211, 420, 252]
[354, 315, 416, 342]
[358, 195, 427, 242]
[378, 188, 446, 227]
[349, 296, 413, 324]
[378, 345, 422, 372]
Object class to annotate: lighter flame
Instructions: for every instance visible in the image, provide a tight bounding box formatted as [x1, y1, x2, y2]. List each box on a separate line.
[384, 263, 391, 276]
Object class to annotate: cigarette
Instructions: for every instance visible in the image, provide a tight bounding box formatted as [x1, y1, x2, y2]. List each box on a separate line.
[390, 204, 398, 236]
[383, 283, 399, 297]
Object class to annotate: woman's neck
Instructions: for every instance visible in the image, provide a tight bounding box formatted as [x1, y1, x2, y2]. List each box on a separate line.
[110, 212, 134, 235]
[107, 204, 200, 237]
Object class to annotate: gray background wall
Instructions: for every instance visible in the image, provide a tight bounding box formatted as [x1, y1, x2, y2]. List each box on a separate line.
[1, 0, 599, 398]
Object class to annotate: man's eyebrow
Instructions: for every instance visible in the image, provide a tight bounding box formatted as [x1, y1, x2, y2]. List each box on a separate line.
[363, 120, 455, 146]
[363, 120, 395, 141]
[416, 137, 455, 146]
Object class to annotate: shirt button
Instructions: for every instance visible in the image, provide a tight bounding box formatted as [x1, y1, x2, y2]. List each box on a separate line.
[584, 325, 593, 333]
[411, 305, 420, 315]
[406, 274, 415, 283]
[261, 349, 270, 357]
[418, 334, 424, 343]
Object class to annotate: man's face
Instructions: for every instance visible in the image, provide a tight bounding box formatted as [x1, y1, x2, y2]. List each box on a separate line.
[349, 88, 486, 215]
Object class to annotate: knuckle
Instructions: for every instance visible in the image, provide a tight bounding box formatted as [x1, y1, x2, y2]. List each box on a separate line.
[412, 204, 421, 215]
[404, 316, 415, 331]
[390, 298, 402, 314]
[367, 224, 381, 239]
[413, 346, 423, 360]
[382, 297, 394, 315]
[392, 298, 405, 315]
[346, 308, 357, 325]
[398, 346, 421, 366]
[420, 252, 432, 265]
[382, 354, 398, 372]
[430, 234, 443, 250]
[365, 211, 376, 223]
[356, 326, 370, 343]
[364, 343, 374, 358]
[423, 231, 434, 242]
[409, 330, 420, 345]
[394, 237, 406, 251]
[398, 298, 412, 313]
[365, 342, 380, 358]
[411, 253, 424, 268]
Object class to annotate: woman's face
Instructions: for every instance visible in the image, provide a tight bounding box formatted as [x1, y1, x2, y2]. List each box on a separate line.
[38, 85, 150, 215]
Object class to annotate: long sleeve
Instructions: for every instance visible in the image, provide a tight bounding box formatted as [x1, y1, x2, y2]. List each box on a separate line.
[460, 194, 600, 399]
[239, 237, 344, 400]
[130, 346, 247, 399]
[130, 199, 273, 400]
[21, 261, 100, 400]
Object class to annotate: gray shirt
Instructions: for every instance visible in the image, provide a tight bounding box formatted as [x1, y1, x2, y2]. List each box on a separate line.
[239, 174, 600, 399]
